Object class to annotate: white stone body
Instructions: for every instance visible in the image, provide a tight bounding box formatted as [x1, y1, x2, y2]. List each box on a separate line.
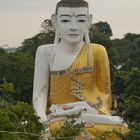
[33, 7, 92, 122]
[32, 7, 124, 126]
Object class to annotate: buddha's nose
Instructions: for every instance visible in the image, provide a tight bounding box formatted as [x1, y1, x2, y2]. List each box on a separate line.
[70, 19, 77, 31]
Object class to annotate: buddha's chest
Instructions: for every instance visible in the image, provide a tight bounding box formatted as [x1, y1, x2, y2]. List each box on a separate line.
[51, 50, 80, 71]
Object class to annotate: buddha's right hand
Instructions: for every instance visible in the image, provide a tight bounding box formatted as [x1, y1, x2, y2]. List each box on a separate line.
[39, 114, 48, 124]
[49, 104, 98, 119]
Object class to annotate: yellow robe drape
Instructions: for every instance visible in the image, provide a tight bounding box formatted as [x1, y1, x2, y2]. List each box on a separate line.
[49, 43, 111, 114]
[48, 43, 127, 140]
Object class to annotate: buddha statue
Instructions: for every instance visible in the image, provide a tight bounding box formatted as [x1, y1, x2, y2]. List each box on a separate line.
[33, 0, 127, 139]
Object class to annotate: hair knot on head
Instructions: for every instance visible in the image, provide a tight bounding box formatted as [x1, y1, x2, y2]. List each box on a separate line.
[55, 0, 88, 14]
[61, 0, 85, 2]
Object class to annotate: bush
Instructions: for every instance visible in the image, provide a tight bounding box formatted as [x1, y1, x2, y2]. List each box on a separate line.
[116, 96, 140, 140]
[0, 100, 44, 140]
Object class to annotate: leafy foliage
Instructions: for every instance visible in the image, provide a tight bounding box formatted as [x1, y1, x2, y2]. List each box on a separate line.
[0, 52, 34, 103]
[117, 96, 140, 123]
[0, 100, 44, 140]
[0, 79, 14, 106]
[90, 21, 113, 37]
[49, 118, 85, 140]
[123, 123, 140, 140]
[41, 19, 54, 33]
[0, 48, 6, 55]
[124, 33, 140, 42]
[112, 68, 140, 97]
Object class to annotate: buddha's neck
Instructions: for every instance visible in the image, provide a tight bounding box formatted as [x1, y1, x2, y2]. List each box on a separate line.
[59, 40, 84, 53]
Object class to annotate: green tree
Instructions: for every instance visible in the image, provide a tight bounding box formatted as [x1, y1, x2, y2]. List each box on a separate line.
[41, 19, 54, 33]
[90, 21, 113, 37]
[90, 32, 112, 48]
[124, 33, 140, 42]
[128, 38, 140, 68]
[17, 19, 55, 56]
[17, 32, 54, 56]
[112, 70, 128, 95]
[117, 96, 140, 123]
[0, 79, 14, 106]
[112, 68, 140, 97]
[112, 39, 134, 67]
[0, 48, 6, 55]
[0, 52, 34, 103]
[125, 68, 140, 97]
[0, 100, 44, 140]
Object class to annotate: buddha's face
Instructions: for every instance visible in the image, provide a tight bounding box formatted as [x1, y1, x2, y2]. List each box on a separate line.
[56, 7, 91, 44]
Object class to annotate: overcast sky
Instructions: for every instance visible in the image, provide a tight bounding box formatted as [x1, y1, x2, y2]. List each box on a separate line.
[0, 0, 140, 48]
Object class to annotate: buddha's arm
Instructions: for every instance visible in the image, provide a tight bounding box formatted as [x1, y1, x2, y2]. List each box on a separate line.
[33, 45, 50, 122]
[95, 45, 112, 114]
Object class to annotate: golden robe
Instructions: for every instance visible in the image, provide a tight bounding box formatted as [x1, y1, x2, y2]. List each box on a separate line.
[48, 43, 127, 140]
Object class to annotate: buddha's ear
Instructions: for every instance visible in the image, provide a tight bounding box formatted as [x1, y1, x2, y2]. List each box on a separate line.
[85, 14, 92, 44]
[51, 14, 57, 31]
[88, 14, 92, 29]
[51, 14, 59, 44]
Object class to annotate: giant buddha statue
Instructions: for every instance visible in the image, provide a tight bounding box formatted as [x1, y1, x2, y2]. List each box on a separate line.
[33, 0, 127, 139]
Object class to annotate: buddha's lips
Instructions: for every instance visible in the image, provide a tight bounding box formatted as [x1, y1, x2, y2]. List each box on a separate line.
[63, 106, 74, 110]
[68, 34, 79, 36]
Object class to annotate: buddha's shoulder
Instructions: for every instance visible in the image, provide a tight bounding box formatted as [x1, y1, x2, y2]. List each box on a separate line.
[36, 44, 55, 56]
[89, 43, 107, 53]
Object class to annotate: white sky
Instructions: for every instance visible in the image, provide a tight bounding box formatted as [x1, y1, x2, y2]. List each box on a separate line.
[0, 0, 140, 48]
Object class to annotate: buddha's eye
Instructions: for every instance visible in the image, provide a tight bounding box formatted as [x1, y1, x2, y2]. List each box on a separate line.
[77, 19, 86, 23]
[61, 20, 70, 22]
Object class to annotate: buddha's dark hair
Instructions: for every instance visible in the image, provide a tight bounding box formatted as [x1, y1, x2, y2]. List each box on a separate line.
[55, 0, 88, 14]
